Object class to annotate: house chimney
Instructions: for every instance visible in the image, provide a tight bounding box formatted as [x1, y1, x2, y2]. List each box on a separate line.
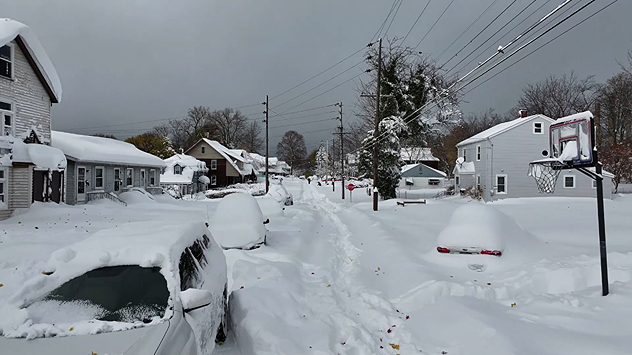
[519, 109, 527, 118]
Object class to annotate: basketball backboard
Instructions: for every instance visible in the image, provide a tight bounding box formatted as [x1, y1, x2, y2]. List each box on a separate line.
[549, 111, 595, 169]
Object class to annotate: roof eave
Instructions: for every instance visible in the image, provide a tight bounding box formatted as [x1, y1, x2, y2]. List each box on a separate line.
[15, 36, 59, 104]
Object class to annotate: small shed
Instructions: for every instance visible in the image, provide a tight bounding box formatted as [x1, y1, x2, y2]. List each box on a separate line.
[399, 163, 447, 189]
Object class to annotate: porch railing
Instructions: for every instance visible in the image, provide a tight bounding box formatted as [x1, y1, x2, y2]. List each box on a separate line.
[85, 191, 127, 206]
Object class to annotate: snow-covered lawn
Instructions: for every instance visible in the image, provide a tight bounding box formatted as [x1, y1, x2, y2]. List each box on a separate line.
[2, 179, 632, 354]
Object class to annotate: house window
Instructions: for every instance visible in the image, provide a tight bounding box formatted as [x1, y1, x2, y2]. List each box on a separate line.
[126, 168, 134, 187]
[211, 175, 217, 186]
[428, 178, 440, 186]
[114, 168, 122, 192]
[150, 169, 156, 186]
[0, 168, 6, 206]
[0, 45, 12, 79]
[0, 100, 14, 137]
[95, 166, 104, 189]
[592, 179, 597, 189]
[210, 160, 217, 170]
[533, 122, 543, 134]
[477, 174, 481, 189]
[476, 146, 481, 161]
[455, 176, 460, 186]
[174, 164, 182, 175]
[201, 146, 205, 154]
[564, 175, 575, 188]
[462, 149, 467, 161]
[496, 175, 507, 194]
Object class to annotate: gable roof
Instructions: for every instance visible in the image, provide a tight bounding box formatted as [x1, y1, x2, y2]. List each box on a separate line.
[457, 114, 554, 147]
[161, 154, 207, 184]
[0, 18, 62, 103]
[51, 131, 165, 167]
[401, 163, 447, 177]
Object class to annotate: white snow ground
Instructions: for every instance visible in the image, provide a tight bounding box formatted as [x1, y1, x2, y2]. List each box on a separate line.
[1, 180, 632, 354]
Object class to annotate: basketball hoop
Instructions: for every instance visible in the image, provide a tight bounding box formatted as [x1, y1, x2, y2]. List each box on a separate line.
[528, 159, 564, 194]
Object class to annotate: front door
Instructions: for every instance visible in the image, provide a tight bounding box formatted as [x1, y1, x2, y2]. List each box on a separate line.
[140, 169, 146, 189]
[77, 166, 86, 202]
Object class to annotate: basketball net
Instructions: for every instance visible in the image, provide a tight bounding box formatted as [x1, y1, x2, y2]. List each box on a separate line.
[528, 159, 564, 194]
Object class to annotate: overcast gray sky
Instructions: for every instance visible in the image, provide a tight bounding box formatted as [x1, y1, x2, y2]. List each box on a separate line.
[5, 0, 631, 153]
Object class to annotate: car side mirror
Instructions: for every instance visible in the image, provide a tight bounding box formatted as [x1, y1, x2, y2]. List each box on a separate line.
[181, 288, 213, 312]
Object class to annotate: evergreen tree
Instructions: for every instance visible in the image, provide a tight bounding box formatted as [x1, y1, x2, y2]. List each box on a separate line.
[358, 115, 407, 199]
[315, 142, 329, 177]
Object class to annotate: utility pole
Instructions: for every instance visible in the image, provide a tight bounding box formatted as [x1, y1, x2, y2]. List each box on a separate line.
[335, 102, 345, 200]
[372, 38, 382, 211]
[263, 96, 269, 193]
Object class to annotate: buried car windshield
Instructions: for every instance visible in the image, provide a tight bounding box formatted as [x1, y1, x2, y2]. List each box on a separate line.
[27, 266, 169, 324]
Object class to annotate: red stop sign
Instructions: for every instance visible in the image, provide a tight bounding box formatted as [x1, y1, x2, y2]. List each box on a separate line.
[347, 183, 355, 191]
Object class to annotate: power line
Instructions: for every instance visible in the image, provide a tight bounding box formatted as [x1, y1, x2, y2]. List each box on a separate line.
[435, 0, 500, 60]
[270, 116, 336, 130]
[272, 110, 338, 123]
[402, 0, 431, 45]
[462, 0, 619, 95]
[268, 104, 337, 118]
[384, 0, 404, 38]
[441, 0, 518, 67]
[446, 0, 541, 75]
[371, 0, 400, 42]
[71, 115, 187, 131]
[272, 59, 365, 109]
[413, 0, 455, 51]
[280, 71, 366, 113]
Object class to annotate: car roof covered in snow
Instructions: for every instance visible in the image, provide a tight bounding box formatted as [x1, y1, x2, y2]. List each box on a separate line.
[0, 18, 62, 103]
[6, 221, 210, 310]
[208, 193, 266, 249]
[51, 131, 166, 167]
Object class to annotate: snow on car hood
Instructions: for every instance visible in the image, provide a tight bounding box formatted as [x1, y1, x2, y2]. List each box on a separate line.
[0, 221, 208, 339]
[208, 193, 266, 249]
[0, 320, 168, 355]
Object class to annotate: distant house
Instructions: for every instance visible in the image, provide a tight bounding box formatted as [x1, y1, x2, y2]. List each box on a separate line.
[400, 147, 440, 169]
[51, 131, 166, 204]
[453, 113, 613, 201]
[249, 153, 291, 176]
[160, 154, 208, 196]
[399, 163, 447, 189]
[185, 139, 257, 187]
[0, 18, 67, 220]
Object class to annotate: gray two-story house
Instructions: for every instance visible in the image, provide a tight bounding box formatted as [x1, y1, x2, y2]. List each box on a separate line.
[454, 113, 612, 201]
[0, 18, 67, 220]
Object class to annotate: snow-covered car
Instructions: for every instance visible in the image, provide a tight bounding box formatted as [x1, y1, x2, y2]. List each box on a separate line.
[266, 183, 293, 206]
[0, 222, 227, 355]
[436, 204, 523, 257]
[257, 196, 285, 220]
[208, 192, 267, 250]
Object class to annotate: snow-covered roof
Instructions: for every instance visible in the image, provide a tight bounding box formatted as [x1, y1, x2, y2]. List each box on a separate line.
[199, 139, 241, 174]
[0, 18, 62, 103]
[401, 147, 439, 161]
[453, 157, 475, 174]
[0, 136, 66, 170]
[457, 114, 554, 147]
[401, 163, 447, 177]
[161, 154, 207, 184]
[51, 131, 166, 167]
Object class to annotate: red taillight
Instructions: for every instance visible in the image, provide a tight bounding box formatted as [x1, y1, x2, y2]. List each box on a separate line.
[437, 247, 451, 253]
[481, 250, 502, 256]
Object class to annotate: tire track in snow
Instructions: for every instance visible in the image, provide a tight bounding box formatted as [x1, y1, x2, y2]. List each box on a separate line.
[300, 182, 421, 354]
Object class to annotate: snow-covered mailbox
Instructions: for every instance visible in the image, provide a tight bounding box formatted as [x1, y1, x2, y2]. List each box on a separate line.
[0, 19, 66, 219]
[51, 131, 166, 205]
[160, 154, 209, 198]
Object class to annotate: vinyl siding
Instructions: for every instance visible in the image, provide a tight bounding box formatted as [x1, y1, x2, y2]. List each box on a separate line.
[0, 41, 52, 143]
[10, 165, 31, 209]
[458, 116, 612, 201]
[188, 141, 240, 177]
[66, 160, 76, 205]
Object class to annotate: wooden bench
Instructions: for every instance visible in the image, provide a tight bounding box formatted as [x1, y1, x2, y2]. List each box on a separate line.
[396, 200, 426, 207]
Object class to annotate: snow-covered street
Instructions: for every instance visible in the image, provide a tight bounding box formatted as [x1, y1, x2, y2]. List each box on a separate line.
[2, 179, 632, 354]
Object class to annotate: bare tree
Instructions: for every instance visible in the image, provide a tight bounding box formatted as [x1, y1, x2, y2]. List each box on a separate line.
[517, 72, 598, 119]
[600, 144, 632, 193]
[277, 130, 307, 175]
[208, 108, 248, 148]
[239, 120, 264, 153]
[598, 72, 632, 146]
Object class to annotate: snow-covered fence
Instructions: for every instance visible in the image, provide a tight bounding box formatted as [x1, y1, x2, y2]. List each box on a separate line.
[85, 191, 127, 206]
